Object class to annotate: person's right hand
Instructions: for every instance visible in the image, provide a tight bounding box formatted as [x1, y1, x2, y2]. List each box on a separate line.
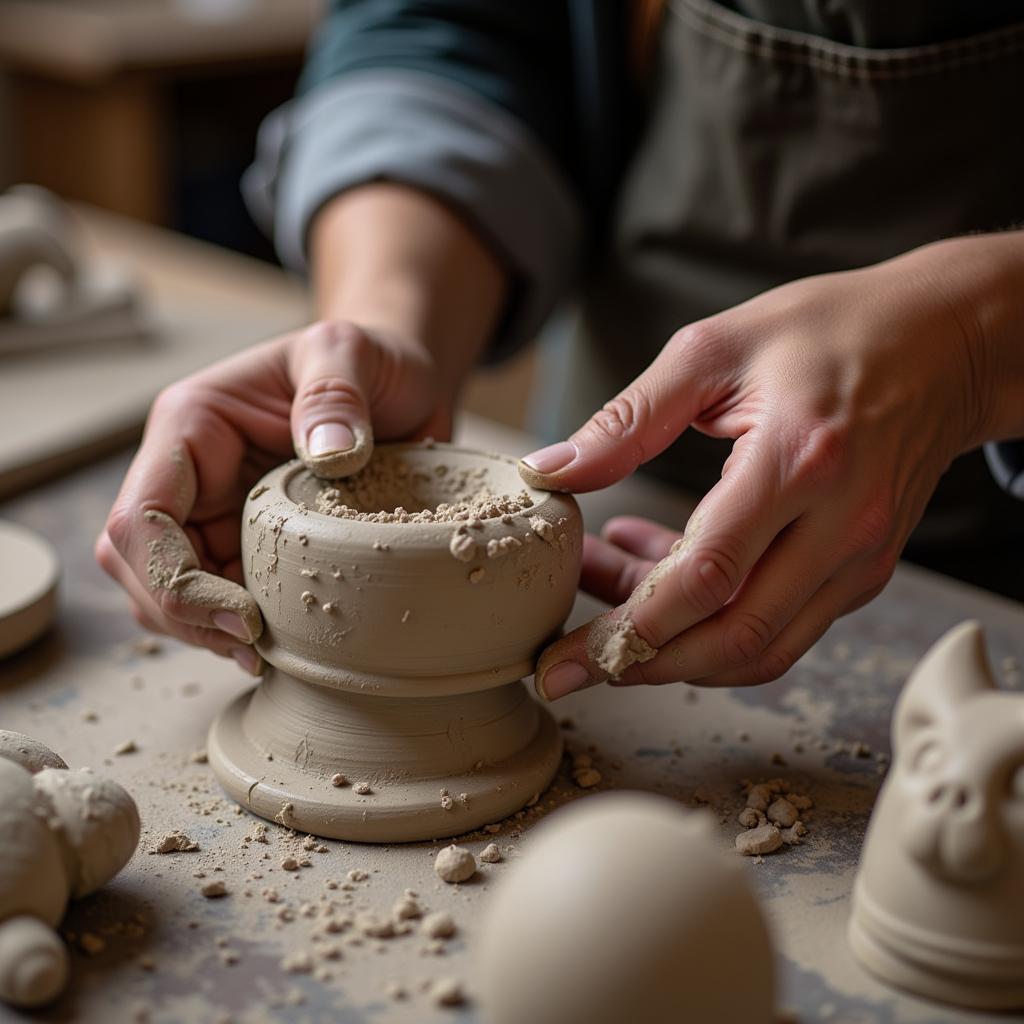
[95, 321, 447, 674]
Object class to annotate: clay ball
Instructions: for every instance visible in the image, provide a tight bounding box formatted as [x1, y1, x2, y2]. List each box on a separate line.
[434, 845, 476, 884]
[477, 793, 776, 1024]
[0, 731, 67, 774]
[32, 769, 140, 898]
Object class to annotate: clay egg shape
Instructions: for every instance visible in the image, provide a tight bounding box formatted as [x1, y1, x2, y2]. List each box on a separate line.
[477, 792, 776, 1024]
[849, 620, 1024, 1010]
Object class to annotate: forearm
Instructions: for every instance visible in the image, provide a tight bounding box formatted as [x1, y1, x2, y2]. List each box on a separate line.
[904, 229, 1024, 446]
[310, 182, 509, 396]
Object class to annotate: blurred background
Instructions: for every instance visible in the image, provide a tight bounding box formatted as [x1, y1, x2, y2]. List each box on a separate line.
[0, 0, 537, 430]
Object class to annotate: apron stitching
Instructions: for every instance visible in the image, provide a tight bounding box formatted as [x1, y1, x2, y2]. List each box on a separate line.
[672, 0, 1024, 80]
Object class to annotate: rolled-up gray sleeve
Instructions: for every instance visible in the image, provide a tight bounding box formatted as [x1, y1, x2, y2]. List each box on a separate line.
[243, 69, 582, 355]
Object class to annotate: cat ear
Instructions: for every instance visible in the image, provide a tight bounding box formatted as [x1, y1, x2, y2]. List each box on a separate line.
[893, 621, 996, 751]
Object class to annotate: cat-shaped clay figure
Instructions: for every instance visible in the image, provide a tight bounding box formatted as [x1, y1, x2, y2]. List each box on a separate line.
[849, 621, 1024, 1010]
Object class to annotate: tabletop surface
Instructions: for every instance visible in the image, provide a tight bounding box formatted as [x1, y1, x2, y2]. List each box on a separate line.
[1, 411, 1023, 1024]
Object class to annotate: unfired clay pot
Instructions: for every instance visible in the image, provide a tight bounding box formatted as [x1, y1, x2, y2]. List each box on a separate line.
[477, 793, 777, 1024]
[849, 621, 1024, 1010]
[208, 442, 581, 842]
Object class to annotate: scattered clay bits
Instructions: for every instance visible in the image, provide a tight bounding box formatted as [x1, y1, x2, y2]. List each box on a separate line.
[431, 977, 466, 1007]
[316, 452, 534, 524]
[201, 880, 228, 898]
[434, 845, 476, 883]
[331, 773, 347, 787]
[421, 911, 456, 939]
[766, 797, 798, 828]
[393, 895, 422, 920]
[735, 825, 784, 857]
[114, 739, 138, 755]
[353, 782, 372, 795]
[154, 830, 199, 854]
[479, 843, 502, 864]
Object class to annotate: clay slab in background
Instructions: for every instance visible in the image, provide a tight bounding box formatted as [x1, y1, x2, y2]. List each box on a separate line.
[0, 205, 310, 499]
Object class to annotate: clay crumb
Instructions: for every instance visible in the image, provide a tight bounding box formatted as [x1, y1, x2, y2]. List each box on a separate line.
[154, 830, 199, 854]
[735, 825, 783, 857]
[82, 709, 99, 722]
[385, 981, 408, 1001]
[281, 951, 314, 974]
[281, 857, 299, 871]
[347, 869, 368, 882]
[201, 881, 228, 898]
[529, 516, 555, 543]
[353, 782, 372, 795]
[434, 845, 476, 883]
[393, 896, 422, 920]
[114, 739, 138, 755]
[189, 749, 208, 764]
[421, 912, 456, 939]
[431, 977, 466, 1007]
[468, 567, 486, 584]
[331, 773, 347, 787]
[766, 797, 798, 828]
[479, 843, 502, 864]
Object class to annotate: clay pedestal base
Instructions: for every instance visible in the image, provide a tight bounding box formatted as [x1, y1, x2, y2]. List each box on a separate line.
[208, 666, 562, 843]
[848, 884, 1024, 1011]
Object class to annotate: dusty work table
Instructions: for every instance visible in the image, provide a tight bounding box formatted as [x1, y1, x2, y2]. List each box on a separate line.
[2, 412, 1023, 1024]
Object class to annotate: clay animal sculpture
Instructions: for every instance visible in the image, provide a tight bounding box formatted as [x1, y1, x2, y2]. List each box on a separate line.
[477, 792, 776, 1024]
[209, 443, 581, 843]
[0, 730, 140, 1008]
[849, 621, 1024, 1009]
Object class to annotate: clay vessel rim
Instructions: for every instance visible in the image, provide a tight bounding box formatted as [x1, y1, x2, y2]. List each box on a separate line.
[275, 442, 564, 532]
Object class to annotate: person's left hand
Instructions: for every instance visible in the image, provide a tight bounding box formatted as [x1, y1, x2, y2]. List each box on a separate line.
[520, 240, 997, 700]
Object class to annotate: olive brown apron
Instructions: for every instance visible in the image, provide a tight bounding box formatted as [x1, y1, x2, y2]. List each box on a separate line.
[553, 0, 1024, 597]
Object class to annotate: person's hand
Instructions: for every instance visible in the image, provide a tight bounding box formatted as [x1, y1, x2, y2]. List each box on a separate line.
[524, 243, 997, 699]
[96, 321, 446, 674]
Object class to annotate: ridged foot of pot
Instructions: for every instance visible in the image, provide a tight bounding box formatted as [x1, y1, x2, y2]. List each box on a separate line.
[207, 668, 562, 843]
[848, 885, 1024, 1010]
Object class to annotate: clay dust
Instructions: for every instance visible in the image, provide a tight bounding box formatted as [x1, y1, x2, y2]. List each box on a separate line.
[315, 451, 534, 524]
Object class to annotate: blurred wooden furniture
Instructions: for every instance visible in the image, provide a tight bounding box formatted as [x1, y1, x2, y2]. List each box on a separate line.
[0, 0, 322, 224]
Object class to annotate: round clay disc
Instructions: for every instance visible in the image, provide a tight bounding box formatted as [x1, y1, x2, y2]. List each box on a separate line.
[0, 520, 59, 658]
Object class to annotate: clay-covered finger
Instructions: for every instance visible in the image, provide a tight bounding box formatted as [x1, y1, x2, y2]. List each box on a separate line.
[534, 607, 657, 701]
[634, 514, 848, 682]
[580, 534, 656, 607]
[104, 430, 262, 643]
[288, 321, 375, 478]
[622, 438, 806, 651]
[97, 531, 263, 674]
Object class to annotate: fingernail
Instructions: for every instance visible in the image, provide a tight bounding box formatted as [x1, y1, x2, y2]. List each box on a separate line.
[213, 611, 251, 642]
[231, 645, 263, 677]
[538, 661, 590, 701]
[308, 422, 355, 457]
[521, 441, 577, 476]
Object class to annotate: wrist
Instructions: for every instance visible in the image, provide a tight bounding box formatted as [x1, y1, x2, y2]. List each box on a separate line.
[310, 183, 508, 398]
[903, 231, 1024, 448]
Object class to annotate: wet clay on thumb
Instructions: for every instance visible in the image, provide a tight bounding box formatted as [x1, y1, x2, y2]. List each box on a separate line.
[296, 425, 374, 480]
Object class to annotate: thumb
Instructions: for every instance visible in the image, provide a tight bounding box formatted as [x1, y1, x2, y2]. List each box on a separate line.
[289, 322, 376, 478]
[518, 328, 713, 493]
